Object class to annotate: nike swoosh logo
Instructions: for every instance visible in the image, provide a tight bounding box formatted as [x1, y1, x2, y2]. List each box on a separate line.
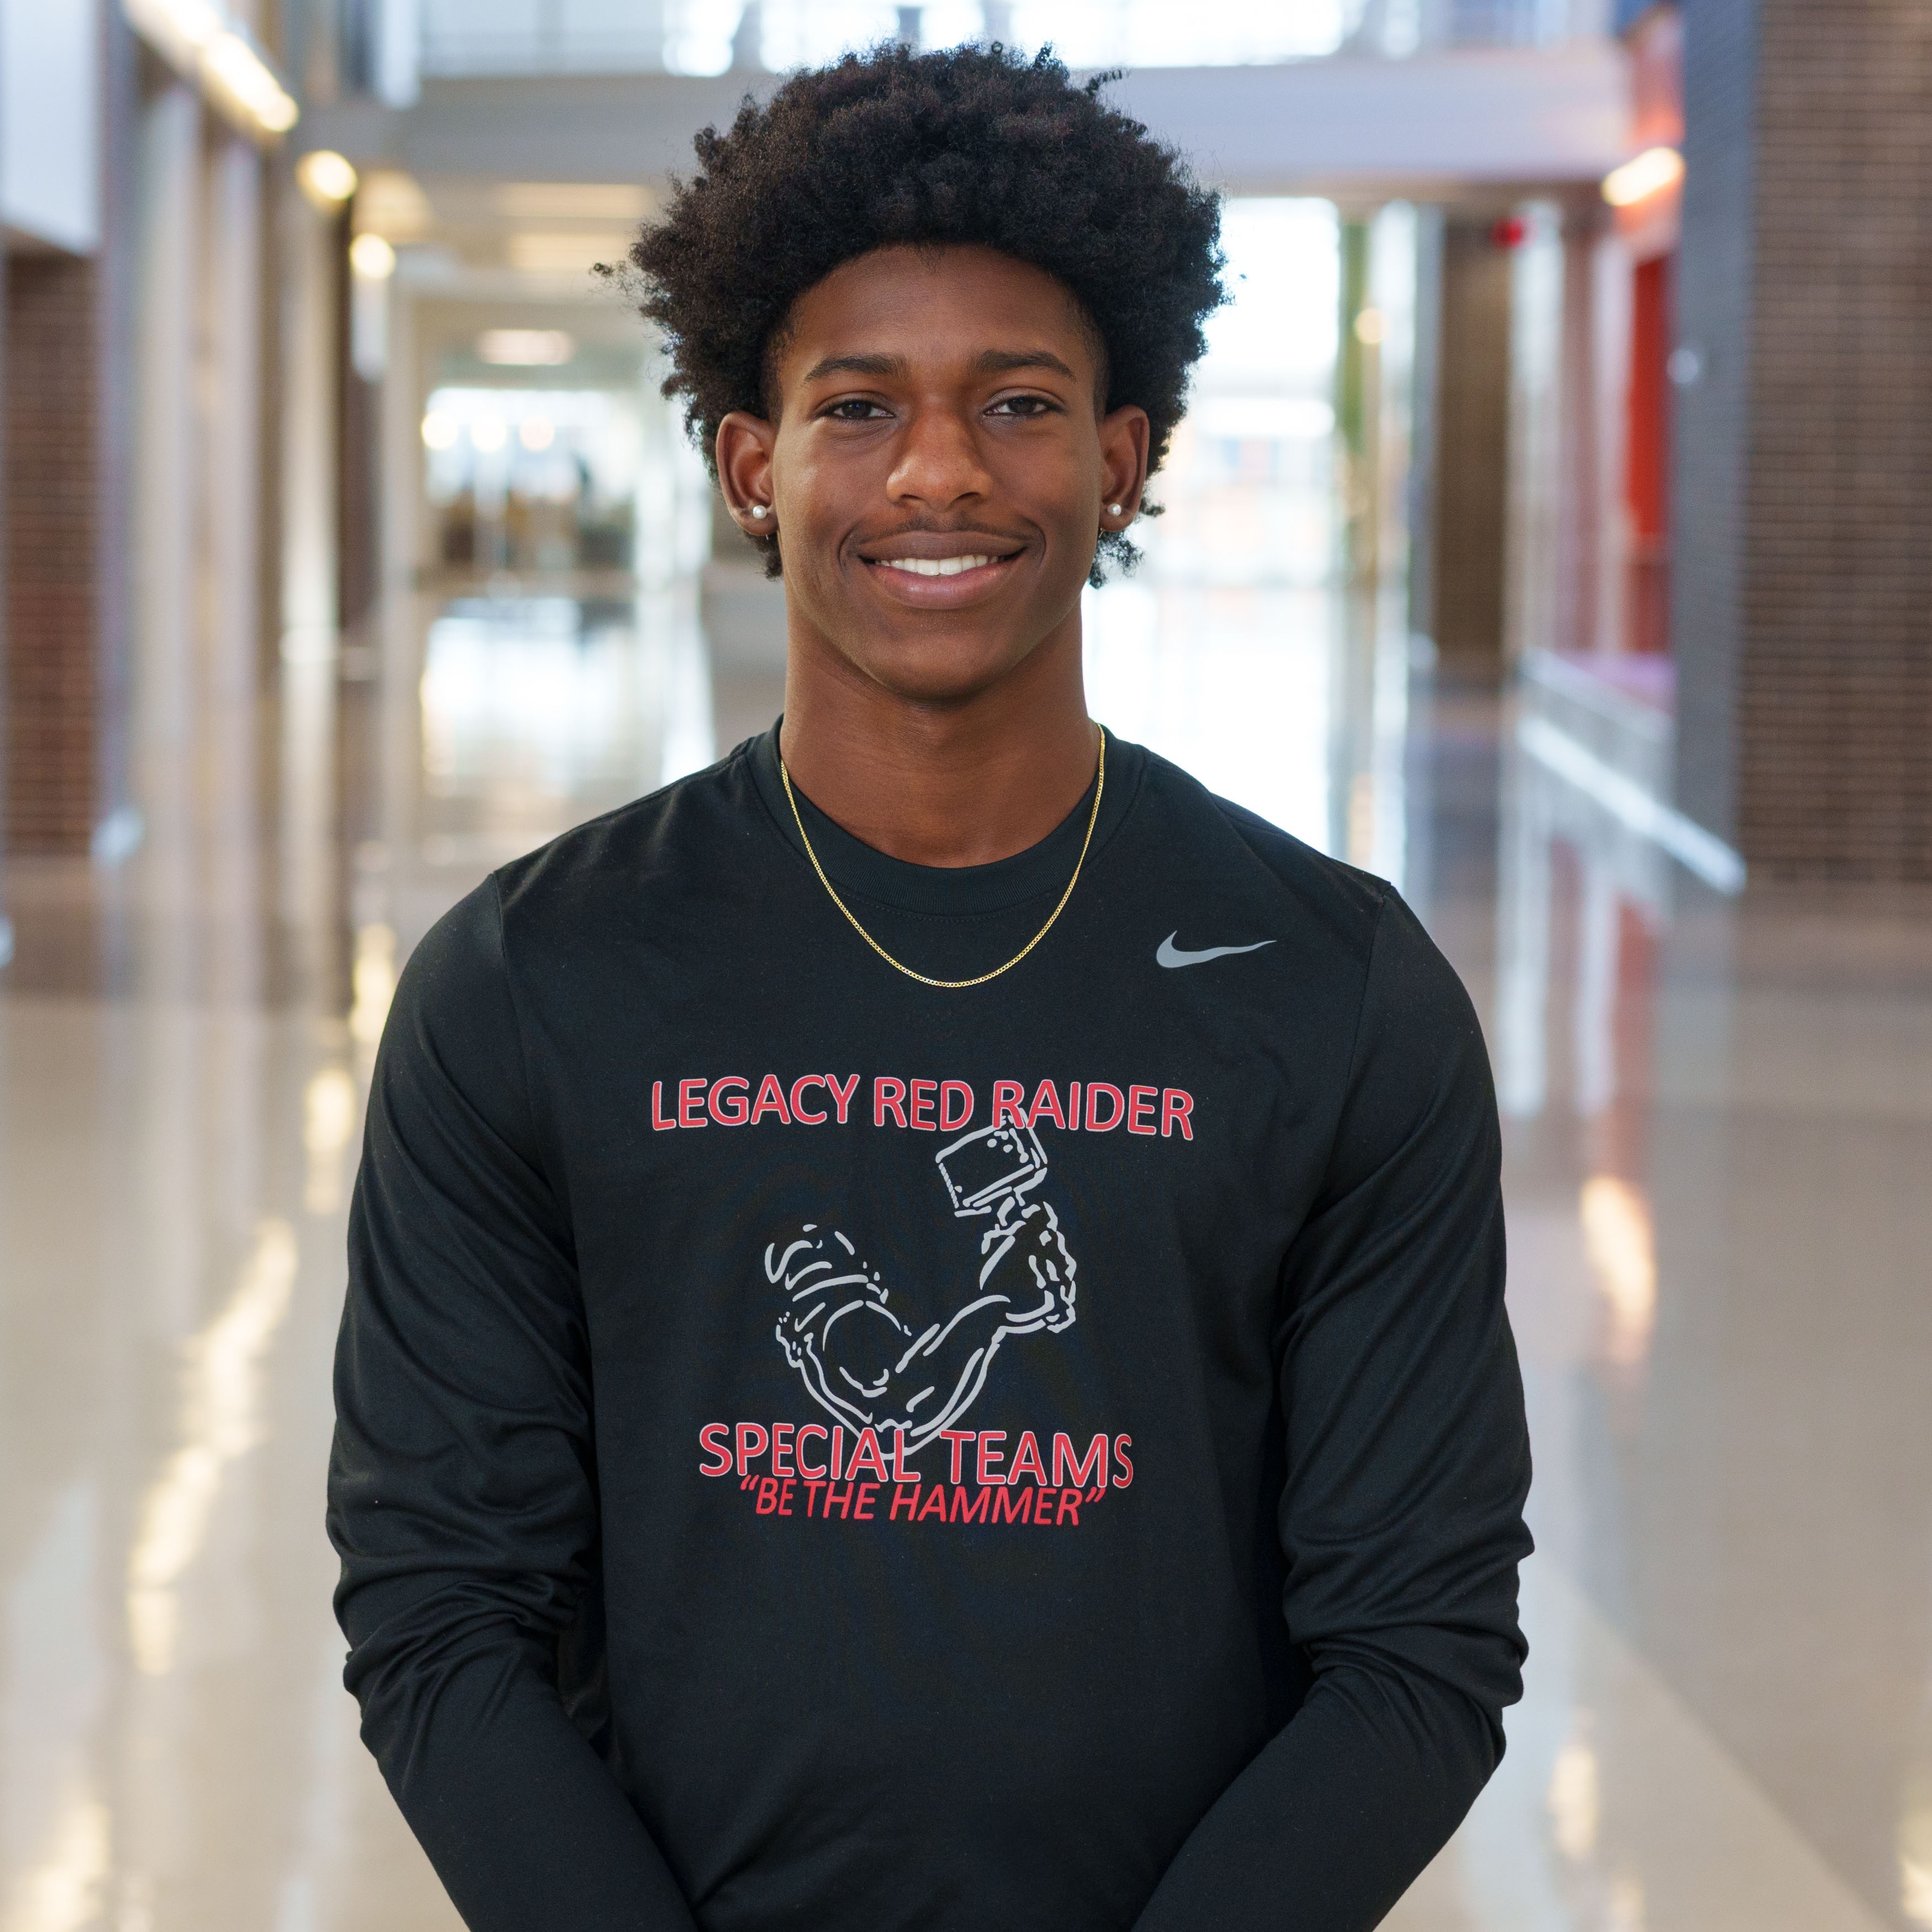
[1156, 933, 1276, 969]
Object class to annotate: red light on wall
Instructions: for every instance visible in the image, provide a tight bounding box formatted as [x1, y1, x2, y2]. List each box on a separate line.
[1490, 216, 1527, 251]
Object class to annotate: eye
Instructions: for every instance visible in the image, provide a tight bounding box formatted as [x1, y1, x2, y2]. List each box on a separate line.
[823, 398, 891, 421]
[987, 394, 1059, 419]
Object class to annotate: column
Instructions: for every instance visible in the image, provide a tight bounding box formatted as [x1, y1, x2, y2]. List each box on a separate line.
[131, 82, 201, 869]
[1427, 215, 1514, 679]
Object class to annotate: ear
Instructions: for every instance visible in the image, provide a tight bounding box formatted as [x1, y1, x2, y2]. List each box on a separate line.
[1097, 403, 1151, 530]
[716, 411, 778, 531]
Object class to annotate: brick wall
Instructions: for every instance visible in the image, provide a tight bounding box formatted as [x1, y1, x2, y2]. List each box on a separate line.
[4, 252, 101, 855]
[1674, 0, 1932, 880]
[1739, 0, 1932, 879]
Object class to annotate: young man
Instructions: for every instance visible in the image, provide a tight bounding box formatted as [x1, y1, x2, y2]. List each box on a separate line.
[330, 43, 1532, 1932]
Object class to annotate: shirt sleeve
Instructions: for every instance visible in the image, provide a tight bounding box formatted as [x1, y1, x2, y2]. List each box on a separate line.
[327, 879, 698, 1932]
[1133, 888, 1534, 1932]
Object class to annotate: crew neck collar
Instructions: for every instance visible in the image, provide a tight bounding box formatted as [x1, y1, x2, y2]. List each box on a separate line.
[745, 719, 1143, 918]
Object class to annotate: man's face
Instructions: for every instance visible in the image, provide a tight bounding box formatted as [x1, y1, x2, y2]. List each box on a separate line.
[717, 245, 1148, 706]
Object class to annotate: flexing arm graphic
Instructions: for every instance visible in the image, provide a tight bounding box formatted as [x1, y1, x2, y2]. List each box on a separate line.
[767, 1124, 1077, 1451]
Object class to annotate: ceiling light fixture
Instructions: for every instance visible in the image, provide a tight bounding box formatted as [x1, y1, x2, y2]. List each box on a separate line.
[1602, 145, 1684, 209]
[123, 0, 298, 138]
[202, 29, 298, 131]
[296, 150, 358, 209]
[507, 232, 633, 275]
[494, 182, 652, 220]
[477, 328, 576, 367]
[354, 171, 433, 242]
[349, 233, 396, 279]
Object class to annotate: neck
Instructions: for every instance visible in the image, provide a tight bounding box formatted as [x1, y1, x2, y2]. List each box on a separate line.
[778, 617, 1098, 869]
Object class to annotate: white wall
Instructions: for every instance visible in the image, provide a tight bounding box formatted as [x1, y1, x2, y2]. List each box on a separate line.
[0, 0, 100, 252]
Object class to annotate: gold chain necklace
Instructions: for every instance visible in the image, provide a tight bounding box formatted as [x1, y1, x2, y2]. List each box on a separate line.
[778, 726, 1106, 990]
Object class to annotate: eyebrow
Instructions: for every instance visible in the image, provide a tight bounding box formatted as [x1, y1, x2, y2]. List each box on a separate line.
[972, 348, 1078, 380]
[800, 352, 909, 383]
[797, 347, 1080, 384]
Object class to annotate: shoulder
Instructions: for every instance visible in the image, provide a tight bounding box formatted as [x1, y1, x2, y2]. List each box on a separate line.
[488, 736, 773, 931]
[392, 871, 509, 1026]
[1117, 742, 1481, 1067]
[1125, 743, 1389, 962]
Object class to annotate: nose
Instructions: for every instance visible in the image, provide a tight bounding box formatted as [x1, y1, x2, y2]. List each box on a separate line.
[884, 400, 993, 514]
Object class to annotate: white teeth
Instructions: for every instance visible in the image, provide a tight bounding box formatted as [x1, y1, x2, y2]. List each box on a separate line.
[879, 555, 995, 577]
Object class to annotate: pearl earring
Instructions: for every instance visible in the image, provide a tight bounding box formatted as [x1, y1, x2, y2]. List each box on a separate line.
[1107, 504, 1123, 516]
[749, 504, 769, 520]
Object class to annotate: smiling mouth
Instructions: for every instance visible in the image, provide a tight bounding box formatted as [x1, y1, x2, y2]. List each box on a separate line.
[874, 554, 1001, 578]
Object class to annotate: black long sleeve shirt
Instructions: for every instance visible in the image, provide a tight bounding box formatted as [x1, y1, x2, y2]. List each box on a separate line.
[328, 725, 1532, 1932]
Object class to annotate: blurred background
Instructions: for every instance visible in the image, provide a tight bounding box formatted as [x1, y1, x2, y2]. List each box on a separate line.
[3, 2, 1930, 1929]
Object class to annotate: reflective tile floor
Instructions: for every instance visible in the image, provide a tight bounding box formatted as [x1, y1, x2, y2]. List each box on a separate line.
[3, 588, 1930, 1932]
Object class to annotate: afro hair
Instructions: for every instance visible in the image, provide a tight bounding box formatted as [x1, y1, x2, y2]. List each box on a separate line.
[617, 41, 1225, 582]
